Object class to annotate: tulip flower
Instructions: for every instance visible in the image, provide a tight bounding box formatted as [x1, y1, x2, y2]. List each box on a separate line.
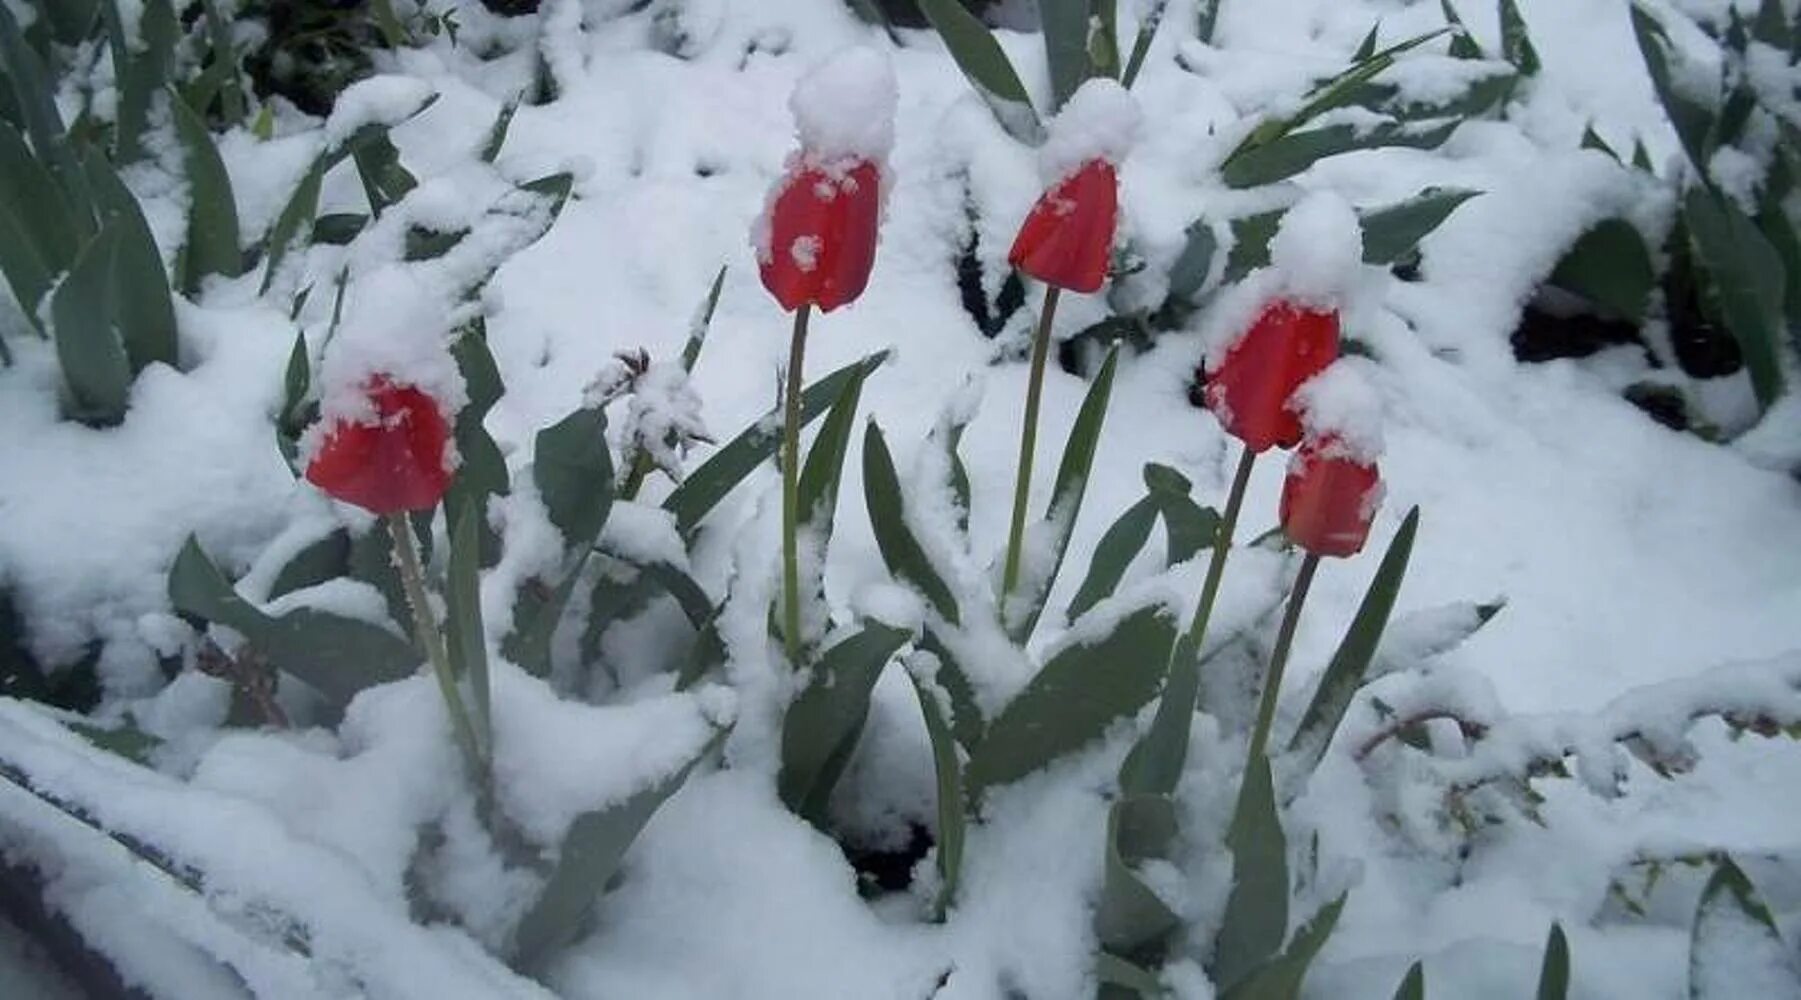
[304, 375, 453, 515]
[1203, 301, 1340, 454]
[1007, 159, 1118, 295]
[1000, 79, 1138, 606]
[754, 47, 896, 666]
[1280, 436, 1382, 558]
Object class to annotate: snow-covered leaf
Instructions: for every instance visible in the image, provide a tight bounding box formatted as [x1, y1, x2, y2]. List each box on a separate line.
[1042, 0, 1093, 110]
[447, 505, 491, 748]
[1499, 0, 1541, 76]
[1629, 6, 1716, 173]
[1213, 754, 1289, 991]
[1360, 188, 1479, 267]
[779, 621, 913, 825]
[51, 224, 130, 426]
[81, 149, 178, 373]
[170, 86, 244, 292]
[797, 352, 872, 542]
[1687, 858, 1801, 1000]
[1222, 119, 1459, 189]
[1538, 921, 1570, 1000]
[1685, 186, 1788, 409]
[916, 0, 1044, 144]
[1393, 961, 1425, 1000]
[1549, 218, 1655, 324]
[535, 406, 615, 557]
[1095, 793, 1181, 955]
[1221, 893, 1346, 999]
[909, 665, 966, 919]
[862, 420, 961, 623]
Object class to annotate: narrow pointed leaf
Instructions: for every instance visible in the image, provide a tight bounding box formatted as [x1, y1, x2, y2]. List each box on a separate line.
[1360, 188, 1479, 266]
[861, 421, 961, 623]
[915, 0, 1043, 143]
[446, 505, 490, 745]
[1686, 187, 1787, 408]
[1687, 858, 1798, 1000]
[910, 668, 965, 919]
[779, 622, 913, 823]
[481, 99, 520, 163]
[1441, 0, 1482, 58]
[1067, 497, 1158, 622]
[1286, 507, 1419, 777]
[82, 149, 178, 373]
[967, 604, 1175, 794]
[1096, 793, 1182, 954]
[1121, 0, 1169, 89]
[1393, 961, 1425, 1000]
[681, 265, 726, 372]
[1537, 922, 1570, 1000]
[1042, 0, 1093, 110]
[1212, 755, 1288, 991]
[1630, 7, 1714, 171]
[53, 226, 130, 424]
[1499, 0, 1540, 75]
[797, 358, 870, 538]
[260, 156, 325, 293]
[1222, 120, 1459, 189]
[169, 87, 242, 291]
[1549, 218, 1655, 324]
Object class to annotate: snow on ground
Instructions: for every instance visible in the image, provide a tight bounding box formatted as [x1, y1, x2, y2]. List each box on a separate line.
[0, 0, 1798, 997]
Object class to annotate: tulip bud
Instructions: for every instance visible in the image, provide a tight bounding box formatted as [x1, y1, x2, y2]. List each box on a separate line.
[305, 376, 454, 515]
[1280, 435, 1382, 558]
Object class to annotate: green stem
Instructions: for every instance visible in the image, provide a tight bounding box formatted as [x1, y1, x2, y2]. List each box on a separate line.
[1174, 446, 1257, 662]
[618, 449, 652, 502]
[1001, 285, 1062, 602]
[387, 514, 485, 784]
[781, 304, 812, 667]
[1246, 552, 1321, 766]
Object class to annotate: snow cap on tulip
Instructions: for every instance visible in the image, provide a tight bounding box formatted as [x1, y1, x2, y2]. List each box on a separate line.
[1280, 359, 1387, 558]
[1036, 77, 1141, 186]
[1006, 79, 1140, 293]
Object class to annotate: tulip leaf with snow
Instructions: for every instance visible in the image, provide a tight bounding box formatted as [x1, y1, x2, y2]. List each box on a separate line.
[914, 0, 1043, 144]
[1687, 858, 1801, 1000]
[1538, 922, 1570, 1000]
[779, 621, 915, 825]
[1096, 793, 1182, 957]
[909, 664, 966, 920]
[51, 224, 131, 426]
[80, 149, 180, 371]
[504, 404, 613, 677]
[169, 84, 245, 292]
[1394, 961, 1426, 1000]
[862, 421, 963, 624]
[1219, 893, 1348, 1000]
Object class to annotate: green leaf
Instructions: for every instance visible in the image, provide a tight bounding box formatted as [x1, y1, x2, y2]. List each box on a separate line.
[915, 0, 1043, 144]
[1167, 218, 1218, 301]
[196, 0, 243, 124]
[278, 329, 309, 429]
[665, 350, 889, 537]
[909, 668, 966, 919]
[1548, 219, 1655, 324]
[446, 505, 490, 747]
[1197, 0, 1221, 44]
[350, 128, 418, 216]
[844, 0, 888, 29]
[1212, 754, 1288, 992]
[80, 150, 178, 373]
[1222, 119, 1459, 189]
[1582, 125, 1621, 161]
[1090, 0, 1121, 81]
[1440, 0, 1482, 59]
[1685, 187, 1787, 408]
[1097, 951, 1168, 997]
[52, 225, 130, 425]
[1066, 497, 1158, 622]
[1014, 345, 1120, 640]
[522, 171, 575, 226]
[966, 604, 1176, 795]
[1629, 6, 1714, 172]
[1144, 463, 1218, 566]
[534, 406, 615, 553]
[1096, 793, 1182, 955]
[1353, 23, 1379, 62]
[0, 121, 78, 272]
[267, 529, 348, 600]
[1687, 858, 1797, 1000]
[168, 536, 415, 705]
[1359, 188, 1479, 267]
[482, 99, 520, 163]
[1752, 0, 1792, 50]
[1498, 0, 1540, 75]
[507, 572, 582, 679]
[796, 355, 871, 539]
[682, 265, 727, 372]
[1286, 507, 1419, 777]
[1225, 209, 1283, 283]
[260, 156, 324, 294]
[779, 622, 913, 824]
[105, 0, 175, 162]
[312, 212, 367, 245]
[1221, 894, 1347, 999]
[861, 421, 960, 624]
[1537, 922, 1570, 1000]
[1392, 961, 1425, 1000]
[512, 729, 723, 974]
[1042, 0, 1093, 110]
[169, 86, 243, 292]
[0, 203, 54, 329]
[0, 2, 89, 223]
[1121, 0, 1169, 89]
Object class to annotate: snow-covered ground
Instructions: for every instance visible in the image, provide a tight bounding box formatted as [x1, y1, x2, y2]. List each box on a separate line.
[1, 0, 1799, 997]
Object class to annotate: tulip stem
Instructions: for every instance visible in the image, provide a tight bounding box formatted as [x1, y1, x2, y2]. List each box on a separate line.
[387, 513, 486, 789]
[1175, 446, 1258, 665]
[781, 303, 812, 668]
[1246, 551, 1320, 767]
[1001, 285, 1062, 606]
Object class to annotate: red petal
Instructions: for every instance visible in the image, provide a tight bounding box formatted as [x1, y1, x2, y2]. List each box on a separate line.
[305, 379, 452, 515]
[1204, 302, 1339, 452]
[759, 160, 881, 313]
[1007, 160, 1118, 293]
[1279, 438, 1380, 558]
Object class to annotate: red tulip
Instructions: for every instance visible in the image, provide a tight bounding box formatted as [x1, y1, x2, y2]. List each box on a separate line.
[758, 160, 882, 312]
[1280, 435, 1381, 558]
[1203, 301, 1339, 452]
[305, 376, 453, 515]
[1008, 159, 1118, 294]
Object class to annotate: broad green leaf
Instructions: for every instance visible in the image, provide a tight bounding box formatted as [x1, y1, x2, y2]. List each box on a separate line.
[260, 156, 324, 294]
[446, 505, 490, 747]
[966, 604, 1176, 794]
[1286, 507, 1419, 777]
[1685, 187, 1787, 408]
[682, 265, 727, 372]
[481, 99, 519, 163]
[1066, 497, 1158, 622]
[916, 0, 1044, 144]
[1499, 0, 1540, 75]
[1757, 204, 1801, 332]
[1548, 218, 1655, 324]
[1629, 7, 1714, 172]
[0, 203, 53, 327]
[268, 530, 349, 600]
[1095, 793, 1182, 955]
[1015, 346, 1120, 641]
[1687, 858, 1798, 1000]
[81, 149, 178, 373]
[1360, 188, 1479, 267]
[0, 2, 89, 222]
[862, 421, 960, 624]
[665, 351, 889, 536]
[1538, 922, 1570, 1000]
[0, 122, 78, 272]
[169, 86, 243, 292]
[168, 536, 415, 705]
[797, 356, 871, 539]
[779, 622, 913, 823]
[512, 730, 723, 974]
[1167, 218, 1217, 301]
[910, 668, 965, 918]
[1042, 0, 1093, 110]
[1393, 69, 1516, 121]
[52, 225, 130, 425]
[534, 406, 615, 552]
[1393, 961, 1425, 1000]
[1212, 754, 1289, 991]
[350, 128, 417, 216]
[312, 212, 367, 245]
[1221, 894, 1348, 1000]
[1121, 0, 1169, 89]
[1222, 119, 1459, 189]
